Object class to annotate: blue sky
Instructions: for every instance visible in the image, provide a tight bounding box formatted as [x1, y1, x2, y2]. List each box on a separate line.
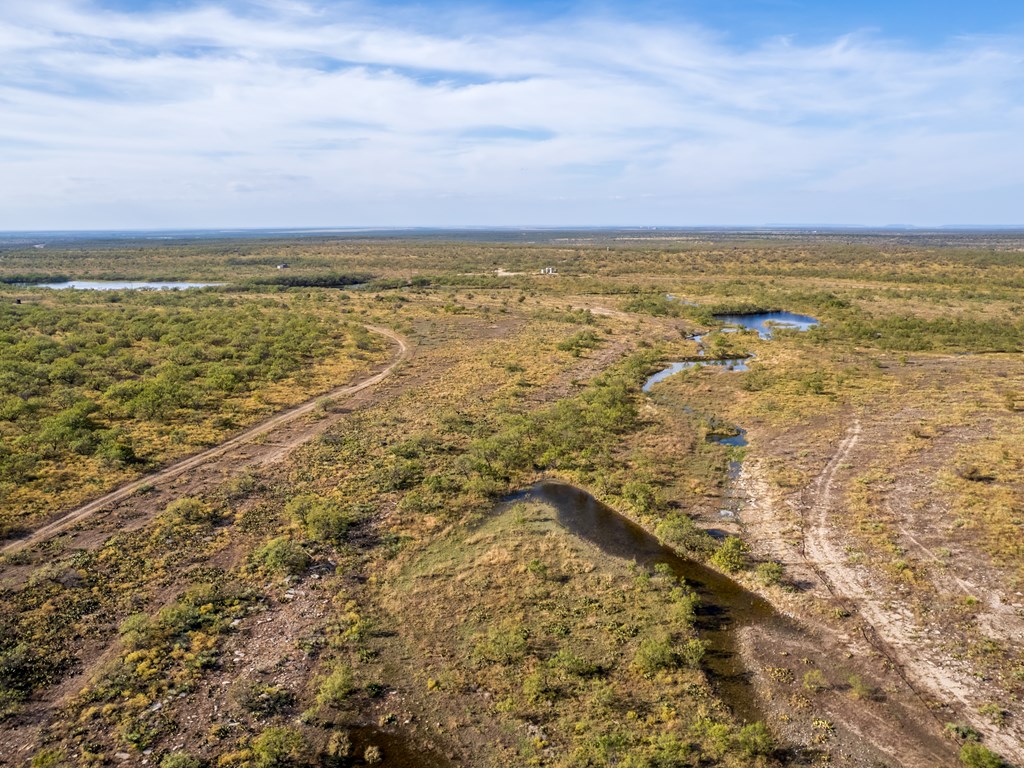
[2, 0, 1024, 229]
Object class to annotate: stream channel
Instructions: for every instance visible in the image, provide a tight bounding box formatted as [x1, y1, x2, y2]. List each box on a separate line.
[514, 310, 820, 721]
[331, 310, 821, 760]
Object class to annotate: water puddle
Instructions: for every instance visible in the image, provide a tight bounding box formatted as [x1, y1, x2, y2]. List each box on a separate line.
[707, 429, 748, 448]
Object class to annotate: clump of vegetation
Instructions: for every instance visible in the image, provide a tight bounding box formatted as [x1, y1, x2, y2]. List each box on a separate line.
[315, 663, 354, 708]
[555, 329, 602, 356]
[734, 721, 775, 757]
[802, 668, 829, 692]
[231, 681, 296, 717]
[473, 623, 529, 665]
[959, 742, 1006, 768]
[164, 497, 220, 526]
[160, 752, 205, 768]
[251, 726, 312, 767]
[621, 293, 684, 317]
[254, 537, 310, 576]
[710, 536, 749, 573]
[286, 494, 352, 542]
[755, 561, 784, 586]
[655, 513, 716, 558]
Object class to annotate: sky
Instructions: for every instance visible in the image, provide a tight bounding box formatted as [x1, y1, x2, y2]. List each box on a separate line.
[2, 0, 1024, 229]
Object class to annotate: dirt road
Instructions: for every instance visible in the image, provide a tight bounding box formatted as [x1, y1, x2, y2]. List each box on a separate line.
[1, 325, 409, 557]
[798, 417, 1024, 764]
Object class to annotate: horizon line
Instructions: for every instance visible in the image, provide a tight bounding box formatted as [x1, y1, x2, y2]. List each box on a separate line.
[4, 224, 1024, 237]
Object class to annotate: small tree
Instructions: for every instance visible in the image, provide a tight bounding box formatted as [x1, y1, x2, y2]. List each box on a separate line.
[711, 536, 748, 573]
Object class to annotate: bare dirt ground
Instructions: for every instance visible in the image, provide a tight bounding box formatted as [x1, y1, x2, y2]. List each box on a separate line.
[0, 326, 409, 560]
[737, 356, 1024, 765]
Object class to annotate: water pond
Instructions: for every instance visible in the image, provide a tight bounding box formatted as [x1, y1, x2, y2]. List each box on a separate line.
[32, 280, 224, 290]
[510, 481, 781, 722]
[707, 429, 748, 448]
[713, 311, 819, 339]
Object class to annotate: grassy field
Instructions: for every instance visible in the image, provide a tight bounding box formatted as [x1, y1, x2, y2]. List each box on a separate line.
[0, 233, 1021, 768]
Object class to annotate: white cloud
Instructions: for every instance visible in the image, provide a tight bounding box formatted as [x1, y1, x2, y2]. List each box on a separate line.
[1, 0, 1023, 228]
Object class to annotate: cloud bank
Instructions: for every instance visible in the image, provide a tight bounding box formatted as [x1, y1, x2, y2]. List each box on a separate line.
[2, 0, 1024, 228]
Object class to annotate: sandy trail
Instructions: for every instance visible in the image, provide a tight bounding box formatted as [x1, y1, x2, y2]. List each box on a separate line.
[1, 325, 409, 557]
[800, 418, 1024, 763]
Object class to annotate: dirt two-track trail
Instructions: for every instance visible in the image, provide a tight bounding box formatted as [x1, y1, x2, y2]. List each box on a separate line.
[1, 325, 409, 557]
[800, 416, 1024, 764]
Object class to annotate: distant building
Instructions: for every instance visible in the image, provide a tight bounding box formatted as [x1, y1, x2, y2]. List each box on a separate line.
[540, 267, 557, 275]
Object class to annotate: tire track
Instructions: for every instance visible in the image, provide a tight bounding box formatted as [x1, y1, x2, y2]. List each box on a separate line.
[800, 417, 1024, 763]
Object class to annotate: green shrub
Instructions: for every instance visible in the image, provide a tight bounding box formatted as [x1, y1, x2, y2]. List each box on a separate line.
[119, 613, 157, 651]
[678, 638, 707, 669]
[165, 497, 219, 525]
[959, 742, 1005, 768]
[473, 624, 528, 665]
[556, 330, 602, 355]
[621, 481, 661, 515]
[31, 749, 67, 768]
[669, 587, 700, 627]
[755, 561, 783, 586]
[160, 754, 204, 768]
[802, 668, 828, 692]
[945, 722, 982, 742]
[633, 635, 677, 677]
[522, 669, 557, 704]
[251, 726, 312, 767]
[847, 674, 873, 700]
[978, 702, 1007, 726]
[255, 537, 310, 576]
[316, 664, 354, 708]
[286, 495, 351, 542]
[710, 536, 749, 573]
[735, 721, 775, 757]
[373, 458, 423, 491]
[621, 294, 683, 317]
[551, 649, 603, 678]
[655, 513, 715, 557]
